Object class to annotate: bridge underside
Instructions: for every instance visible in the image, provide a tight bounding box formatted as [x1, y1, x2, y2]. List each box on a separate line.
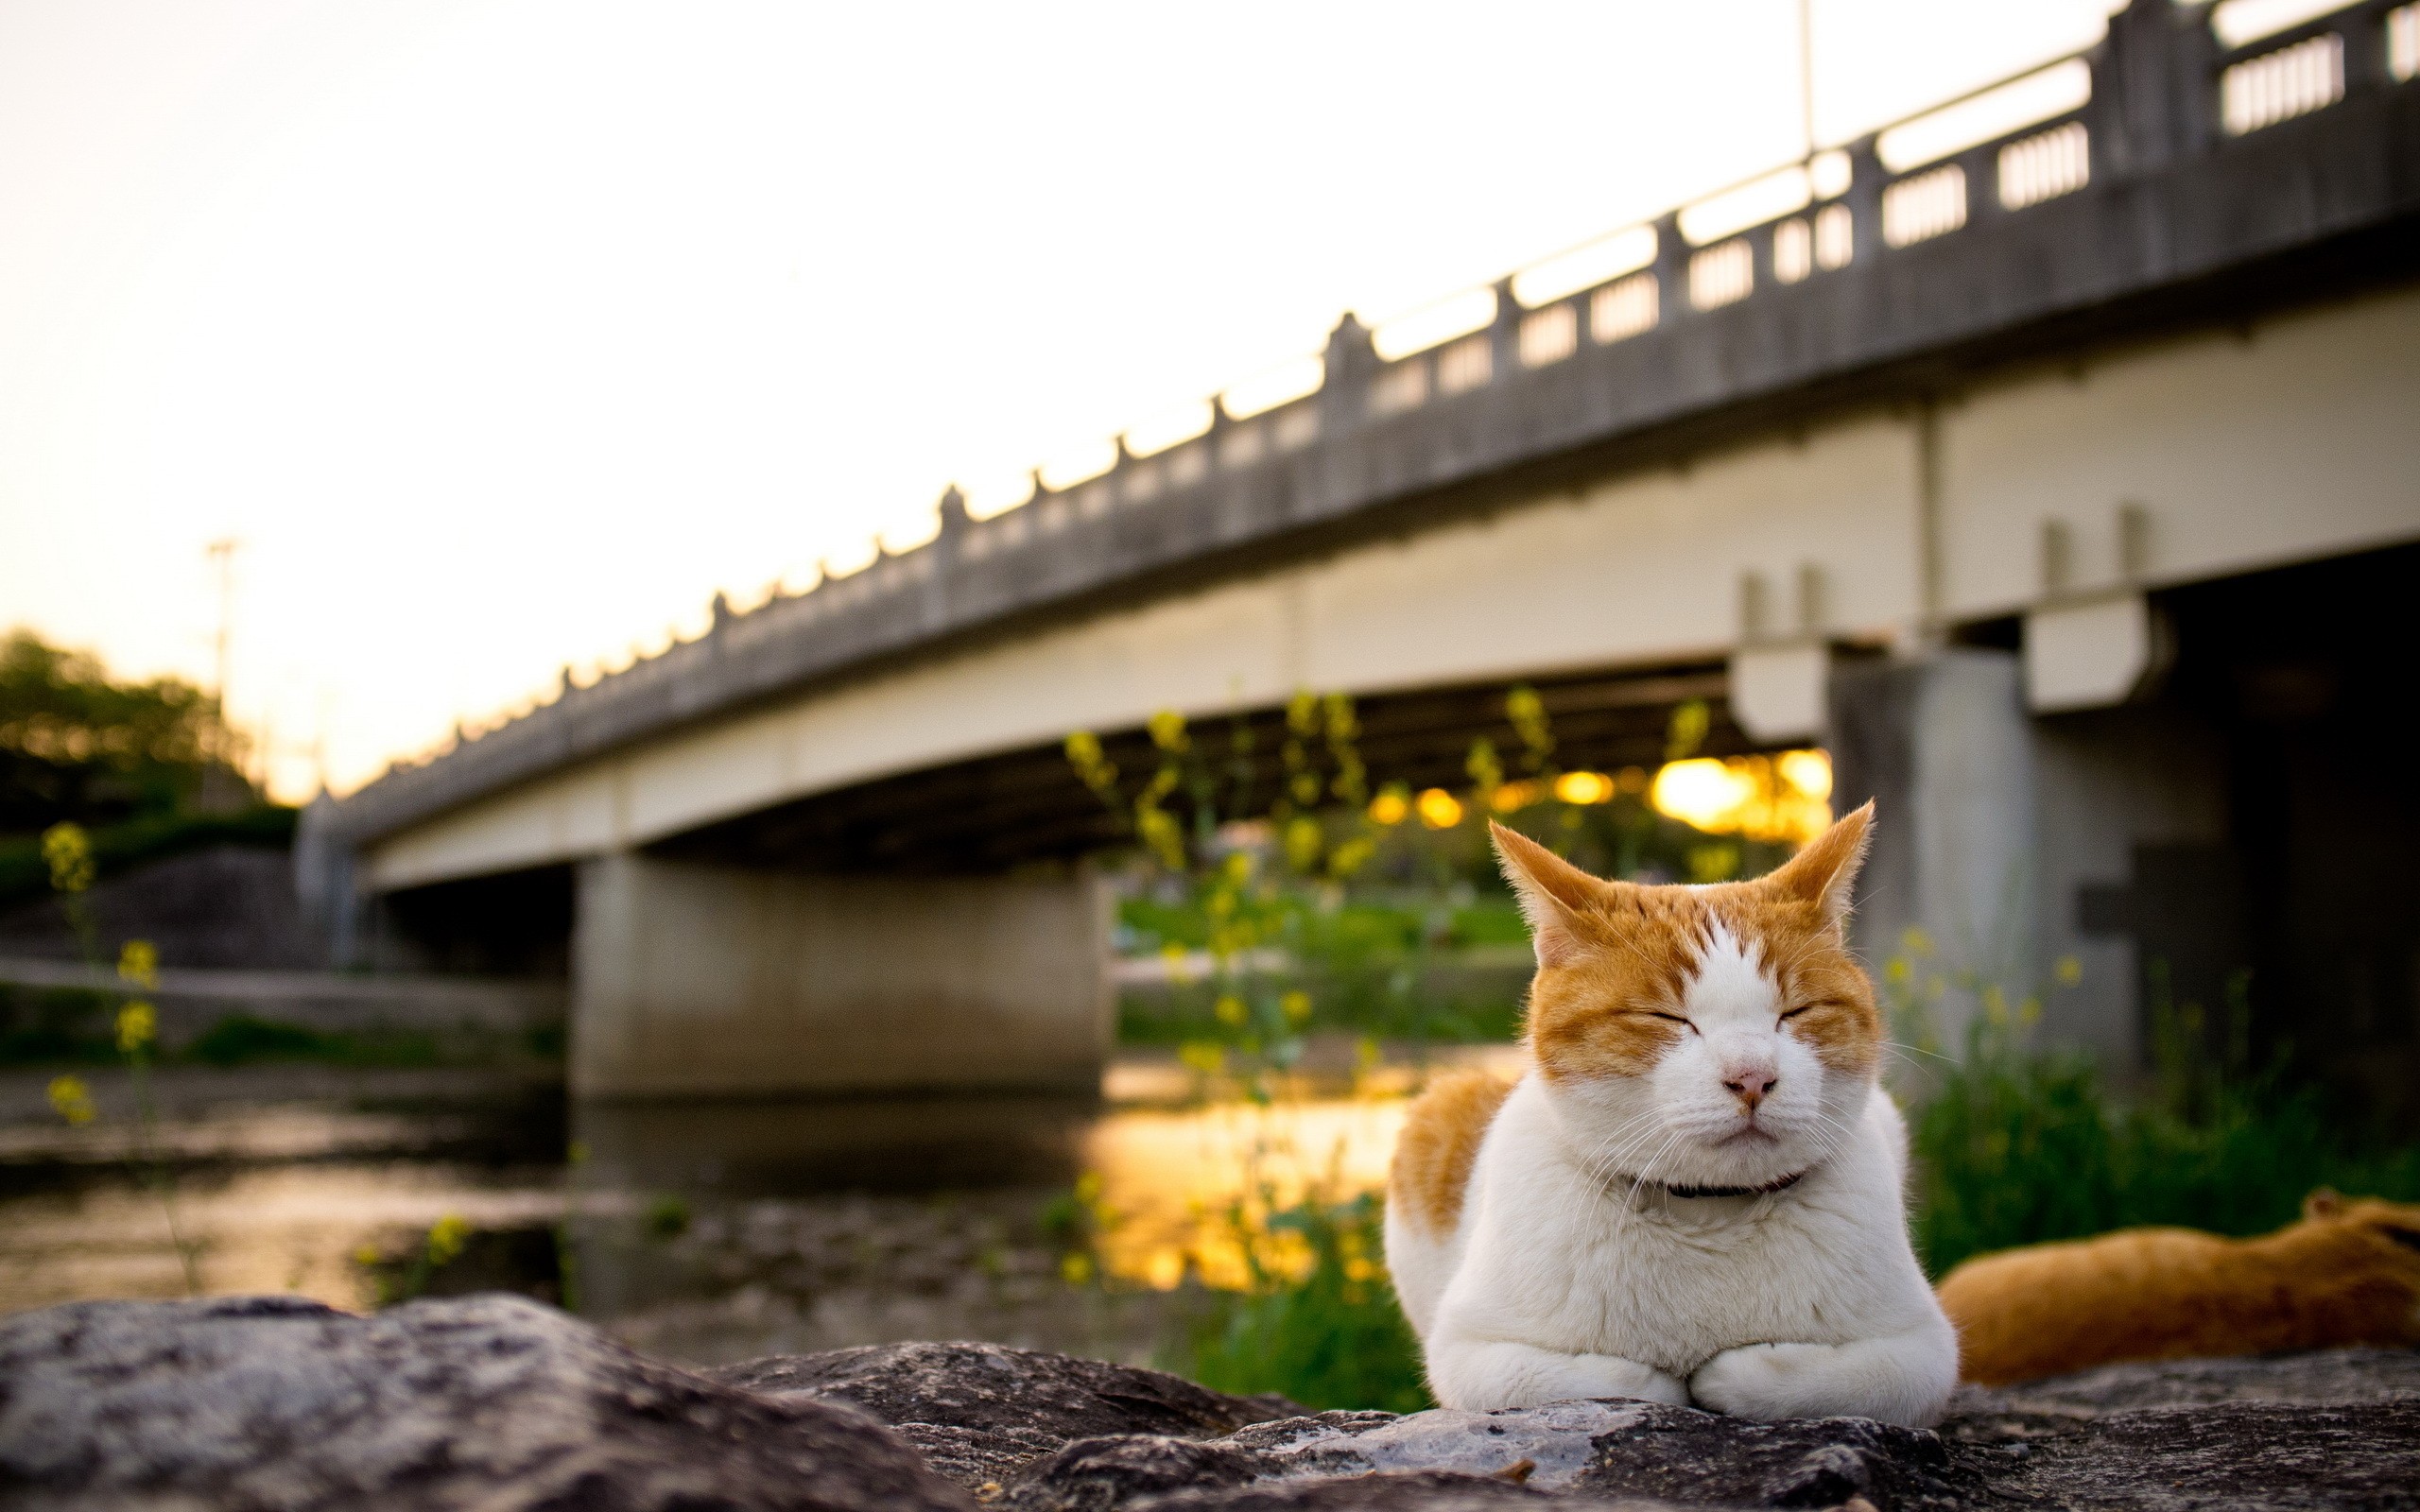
[651, 659, 1745, 874]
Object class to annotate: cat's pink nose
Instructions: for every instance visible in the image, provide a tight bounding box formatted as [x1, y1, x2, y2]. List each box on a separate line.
[1724, 1069, 1777, 1109]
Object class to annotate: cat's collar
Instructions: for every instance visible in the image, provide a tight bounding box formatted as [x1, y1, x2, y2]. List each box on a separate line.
[1651, 1168, 1808, 1200]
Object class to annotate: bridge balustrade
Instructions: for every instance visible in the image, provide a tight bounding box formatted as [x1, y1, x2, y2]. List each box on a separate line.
[345, 0, 2420, 850]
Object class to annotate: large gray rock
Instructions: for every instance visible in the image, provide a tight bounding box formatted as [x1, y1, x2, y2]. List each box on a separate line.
[709, 1339, 1301, 1491]
[0, 1294, 973, 1512]
[838, 1344, 2420, 1512]
[5, 1293, 2414, 1511]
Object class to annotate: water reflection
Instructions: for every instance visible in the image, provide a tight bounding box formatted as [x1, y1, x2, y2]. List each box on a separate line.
[0, 1047, 1516, 1365]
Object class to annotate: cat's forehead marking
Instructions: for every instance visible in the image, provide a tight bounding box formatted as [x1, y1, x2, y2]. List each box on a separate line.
[1681, 919, 1780, 1023]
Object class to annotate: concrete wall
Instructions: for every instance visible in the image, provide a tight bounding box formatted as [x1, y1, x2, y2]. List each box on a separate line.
[1831, 651, 2040, 1057]
[568, 854, 1110, 1100]
[364, 284, 2420, 896]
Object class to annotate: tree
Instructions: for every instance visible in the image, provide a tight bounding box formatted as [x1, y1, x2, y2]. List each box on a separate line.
[0, 629, 250, 837]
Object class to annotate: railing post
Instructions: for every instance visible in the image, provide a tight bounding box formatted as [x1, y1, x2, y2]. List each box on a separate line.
[1651, 211, 1688, 318]
[1320, 312, 1376, 434]
[1844, 136, 1887, 266]
[2168, 0, 2219, 160]
[1488, 275, 1521, 380]
[2342, 0, 2394, 94]
[933, 484, 969, 568]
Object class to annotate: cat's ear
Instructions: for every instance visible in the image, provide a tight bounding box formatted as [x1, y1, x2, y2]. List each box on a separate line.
[1491, 820, 1603, 969]
[1766, 800, 1873, 931]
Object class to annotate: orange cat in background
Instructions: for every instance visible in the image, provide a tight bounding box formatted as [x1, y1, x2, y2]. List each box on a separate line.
[1937, 1191, 2420, 1385]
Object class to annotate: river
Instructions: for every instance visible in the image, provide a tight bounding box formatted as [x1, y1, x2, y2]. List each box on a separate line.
[0, 1044, 1515, 1366]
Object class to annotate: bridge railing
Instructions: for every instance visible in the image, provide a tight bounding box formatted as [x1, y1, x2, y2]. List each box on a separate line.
[363, 0, 2417, 800]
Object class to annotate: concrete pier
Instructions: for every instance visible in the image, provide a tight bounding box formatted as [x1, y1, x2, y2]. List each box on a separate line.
[569, 854, 1110, 1100]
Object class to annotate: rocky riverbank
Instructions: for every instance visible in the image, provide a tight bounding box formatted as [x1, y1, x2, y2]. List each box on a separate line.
[3, 1293, 2414, 1510]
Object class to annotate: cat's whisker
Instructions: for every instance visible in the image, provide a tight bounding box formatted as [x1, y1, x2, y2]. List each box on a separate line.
[1880, 1038, 1954, 1065]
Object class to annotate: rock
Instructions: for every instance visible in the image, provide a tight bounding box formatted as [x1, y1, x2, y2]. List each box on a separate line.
[998, 1435, 1266, 1511]
[7, 1295, 2415, 1511]
[0, 1294, 973, 1512]
[1956, 1346, 2420, 1415]
[975, 1347, 2420, 1512]
[711, 1340, 1300, 1490]
[1940, 1398, 2420, 1510]
[1132, 1469, 1678, 1509]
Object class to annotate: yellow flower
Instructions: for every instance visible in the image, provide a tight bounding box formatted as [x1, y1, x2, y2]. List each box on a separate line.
[1279, 990, 1312, 1025]
[1982, 985, 2009, 1026]
[2019, 995, 2044, 1027]
[1900, 926, 1936, 958]
[1552, 770, 1614, 805]
[47, 1074, 95, 1126]
[1686, 844, 1740, 884]
[1135, 804, 1185, 870]
[1325, 836, 1374, 880]
[1221, 850, 1253, 885]
[353, 1244, 383, 1268]
[1060, 1251, 1095, 1284]
[115, 1000, 156, 1055]
[1884, 956, 1911, 986]
[41, 823, 95, 895]
[1367, 788, 1409, 827]
[1146, 709, 1189, 754]
[425, 1213, 472, 1267]
[1178, 1041, 1227, 1076]
[1159, 941, 1193, 985]
[1414, 788, 1462, 830]
[2055, 954, 2083, 988]
[1284, 816, 1322, 872]
[1214, 994, 1249, 1028]
[1073, 1171, 1104, 1206]
[1286, 690, 1320, 737]
[117, 940, 161, 991]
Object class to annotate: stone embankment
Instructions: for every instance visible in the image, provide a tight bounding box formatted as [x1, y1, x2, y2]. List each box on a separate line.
[3, 1294, 2414, 1510]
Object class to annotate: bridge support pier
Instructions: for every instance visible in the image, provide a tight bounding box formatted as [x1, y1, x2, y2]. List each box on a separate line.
[1829, 647, 2235, 1075]
[568, 854, 1111, 1100]
[1829, 650, 2040, 1057]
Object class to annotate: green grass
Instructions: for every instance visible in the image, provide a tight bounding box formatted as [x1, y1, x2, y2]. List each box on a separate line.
[0, 994, 536, 1070]
[1157, 1187, 1431, 1414]
[1910, 1018, 2420, 1276]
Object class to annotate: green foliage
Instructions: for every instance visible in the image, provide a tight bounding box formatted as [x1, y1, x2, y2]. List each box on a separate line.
[0, 804, 295, 909]
[1159, 1188, 1431, 1415]
[0, 628, 248, 836]
[185, 1013, 443, 1068]
[1909, 988, 2420, 1277]
[644, 1194, 693, 1241]
[0, 985, 115, 1064]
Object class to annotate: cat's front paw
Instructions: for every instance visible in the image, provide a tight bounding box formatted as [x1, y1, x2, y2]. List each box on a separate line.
[1688, 1342, 1821, 1419]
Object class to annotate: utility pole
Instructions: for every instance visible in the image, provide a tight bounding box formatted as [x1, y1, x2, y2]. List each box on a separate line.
[205, 538, 242, 792]
[1799, 0, 1818, 157]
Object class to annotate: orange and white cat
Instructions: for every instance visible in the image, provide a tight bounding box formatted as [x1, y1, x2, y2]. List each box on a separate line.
[1384, 805, 1957, 1427]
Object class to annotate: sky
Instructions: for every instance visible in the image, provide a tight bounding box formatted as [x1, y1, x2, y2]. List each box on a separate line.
[0, 0, 2123, 801]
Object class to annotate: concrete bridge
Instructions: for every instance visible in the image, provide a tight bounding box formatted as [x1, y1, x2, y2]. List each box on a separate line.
[306, 0, 2420, 1117]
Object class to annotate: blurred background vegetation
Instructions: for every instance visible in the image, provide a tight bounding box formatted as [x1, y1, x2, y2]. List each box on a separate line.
[1049, 688, 2420, 1414]
[0, 628, 291, 910]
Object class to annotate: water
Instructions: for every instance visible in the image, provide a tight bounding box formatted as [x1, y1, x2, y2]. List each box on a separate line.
[0, 1045, 1515, 1366]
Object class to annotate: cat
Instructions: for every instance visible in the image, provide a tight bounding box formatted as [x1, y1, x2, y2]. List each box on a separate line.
[1938, 1189, 2420, 1384]
[1384, 803, 1958, 1427]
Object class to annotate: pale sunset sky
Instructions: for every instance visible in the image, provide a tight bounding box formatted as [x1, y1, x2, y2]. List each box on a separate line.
[0, 0, 2123, 801]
